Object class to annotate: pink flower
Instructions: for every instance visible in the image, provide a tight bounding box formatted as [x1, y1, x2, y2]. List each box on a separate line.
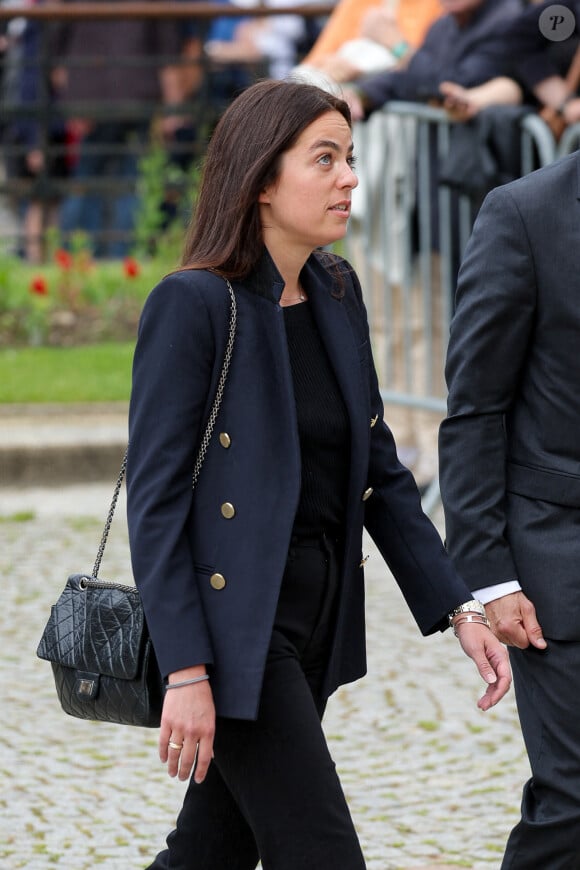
[30, 276, 48, 295]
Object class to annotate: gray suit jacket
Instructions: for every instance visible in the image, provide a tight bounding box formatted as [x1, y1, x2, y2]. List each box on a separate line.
[439, 151, 580, 640]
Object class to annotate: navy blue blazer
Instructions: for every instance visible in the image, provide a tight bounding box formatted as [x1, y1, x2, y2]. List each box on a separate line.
[127, 250, 471, 719]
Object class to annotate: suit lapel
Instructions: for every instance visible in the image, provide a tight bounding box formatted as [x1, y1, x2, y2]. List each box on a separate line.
[245, 248, 372, 492]
[305, 263, 371, 473]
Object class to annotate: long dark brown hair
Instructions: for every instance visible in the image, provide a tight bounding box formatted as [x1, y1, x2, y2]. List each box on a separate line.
[180, 79, 351, 278]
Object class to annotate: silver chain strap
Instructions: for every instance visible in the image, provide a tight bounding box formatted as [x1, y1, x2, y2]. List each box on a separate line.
[192, 279, 236, 487]
[92, 278, 237, 579]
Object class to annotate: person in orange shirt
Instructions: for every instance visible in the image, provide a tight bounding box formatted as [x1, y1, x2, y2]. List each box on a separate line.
[297, 0, 443, 84]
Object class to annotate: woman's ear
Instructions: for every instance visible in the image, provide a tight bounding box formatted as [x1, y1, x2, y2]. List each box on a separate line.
[258, 188, 271, 204]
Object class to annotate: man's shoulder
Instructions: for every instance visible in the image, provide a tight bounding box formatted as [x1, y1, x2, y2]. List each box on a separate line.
[490, 151, 580, 204]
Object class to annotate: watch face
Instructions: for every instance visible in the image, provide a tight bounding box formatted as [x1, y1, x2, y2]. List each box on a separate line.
[452, 600, 485, 618]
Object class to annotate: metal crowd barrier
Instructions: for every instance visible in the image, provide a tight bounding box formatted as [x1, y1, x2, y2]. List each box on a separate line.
[556, 121, 580, 155]
[342, 103, 559, 513]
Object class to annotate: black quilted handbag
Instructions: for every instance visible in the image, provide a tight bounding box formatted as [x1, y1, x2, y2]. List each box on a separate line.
[37, 569, 164, 727]
[36, 278, 237, 727]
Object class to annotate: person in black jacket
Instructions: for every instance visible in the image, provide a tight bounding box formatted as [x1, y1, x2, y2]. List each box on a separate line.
[439, 149, 580, 867]
[127, 79, 511, 870]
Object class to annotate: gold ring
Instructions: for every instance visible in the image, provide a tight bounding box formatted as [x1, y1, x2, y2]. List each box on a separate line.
[168, 741, 183, 751]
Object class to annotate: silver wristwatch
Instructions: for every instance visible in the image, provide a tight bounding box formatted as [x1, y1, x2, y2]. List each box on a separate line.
[448, 599, 486, 626]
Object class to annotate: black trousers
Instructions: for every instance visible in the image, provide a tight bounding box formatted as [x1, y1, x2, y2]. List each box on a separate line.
[146, 534, 367, 870]
[501, 642, 580, 870]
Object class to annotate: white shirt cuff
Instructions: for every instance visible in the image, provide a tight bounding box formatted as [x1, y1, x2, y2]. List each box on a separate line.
[473, 580, 522, 604]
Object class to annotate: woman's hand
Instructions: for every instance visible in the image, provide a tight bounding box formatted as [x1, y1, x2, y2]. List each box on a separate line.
[159, 667, 216, 783]
[454, 623, 512, 711]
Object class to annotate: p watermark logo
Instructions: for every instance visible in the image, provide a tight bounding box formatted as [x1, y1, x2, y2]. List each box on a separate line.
[539, 4, 577, 41]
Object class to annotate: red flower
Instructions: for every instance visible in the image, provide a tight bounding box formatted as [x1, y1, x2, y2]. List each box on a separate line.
[123, 257, 141, 278]
[54, 248, 73, 270]
[30, 276, 48, 296]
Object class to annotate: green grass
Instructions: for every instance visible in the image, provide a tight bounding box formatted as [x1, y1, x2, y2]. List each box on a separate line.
[0, 343, 134, 403]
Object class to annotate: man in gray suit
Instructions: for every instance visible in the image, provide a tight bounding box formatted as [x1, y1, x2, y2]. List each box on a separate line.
[439, 149, 580, 868]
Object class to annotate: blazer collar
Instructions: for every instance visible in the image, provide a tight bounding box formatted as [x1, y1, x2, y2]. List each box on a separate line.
[238, 247, 368, 435]
[239, 247, 371, 502]
[238, 246, 343, 306]
[304, 254, 370, 456]
[244, 248, 366, 412]
[303, 256, 363, 397]
[239, 247, 285, 303]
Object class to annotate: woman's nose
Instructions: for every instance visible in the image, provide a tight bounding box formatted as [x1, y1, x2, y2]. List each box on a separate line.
[339, 163, 358, 190]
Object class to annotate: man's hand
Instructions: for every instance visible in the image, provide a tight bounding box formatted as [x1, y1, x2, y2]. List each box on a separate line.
[485, 591, 546, 650]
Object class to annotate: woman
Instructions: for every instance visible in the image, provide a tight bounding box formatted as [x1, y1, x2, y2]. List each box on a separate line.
[126, 79, 510, 870]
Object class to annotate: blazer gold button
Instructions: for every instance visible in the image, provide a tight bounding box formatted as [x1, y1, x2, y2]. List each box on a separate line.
[219, 433, 231, 448]
[362, 487, 374, 501]
[210, 573, 226, 590]
[221, 502, 236, 519]
[370, 415, 378, 428]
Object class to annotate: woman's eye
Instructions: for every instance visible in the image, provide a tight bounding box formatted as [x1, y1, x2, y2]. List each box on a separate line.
[348, 155, 357, 168]
[318, 154, 332, 166]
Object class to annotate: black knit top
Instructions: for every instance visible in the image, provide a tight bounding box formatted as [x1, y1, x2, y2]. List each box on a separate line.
[283, 301, 351, 536]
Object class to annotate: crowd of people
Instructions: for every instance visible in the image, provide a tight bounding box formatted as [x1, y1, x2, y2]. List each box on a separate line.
[1, 0, 580, 261]
[0, 0, 325, 259]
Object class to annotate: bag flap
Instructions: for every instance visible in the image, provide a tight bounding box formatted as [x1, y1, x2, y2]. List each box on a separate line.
[37, 573, 146, 680]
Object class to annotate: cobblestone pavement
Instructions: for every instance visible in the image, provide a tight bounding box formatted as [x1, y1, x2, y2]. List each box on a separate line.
[0, 485, 529, 869]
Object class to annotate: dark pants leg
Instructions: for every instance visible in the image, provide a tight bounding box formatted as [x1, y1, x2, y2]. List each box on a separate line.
[147, 761, 260, 870]
[501, 642, 580, 870]
[146, 535, 366, 870]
